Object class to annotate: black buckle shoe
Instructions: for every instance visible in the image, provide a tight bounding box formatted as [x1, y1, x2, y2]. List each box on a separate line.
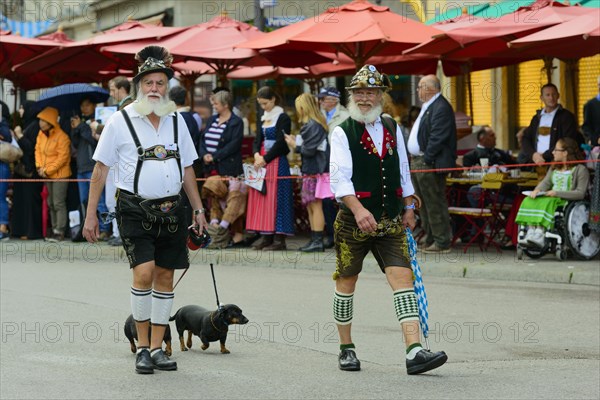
[151, 349, 177, 371]
[338, 348, 361, 371]
[406, 349, 448, 375]
[135, 349, 154, 374]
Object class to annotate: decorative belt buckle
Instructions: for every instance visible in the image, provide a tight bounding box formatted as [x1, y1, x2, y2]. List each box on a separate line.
[159, 200, 173, 213]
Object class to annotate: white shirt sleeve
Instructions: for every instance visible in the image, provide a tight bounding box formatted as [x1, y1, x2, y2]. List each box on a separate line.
[93, 113, 120, 167]
[329, 125, 355, 201]
[396, 123, 415, 198]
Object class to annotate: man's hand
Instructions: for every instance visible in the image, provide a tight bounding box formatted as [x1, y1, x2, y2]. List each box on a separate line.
[402, 209, 416, 231]
[193, 213, 208, 234]
[354, 207, 377, 233]
[83, 214, 100, 243]
[203, 154, 213, 163]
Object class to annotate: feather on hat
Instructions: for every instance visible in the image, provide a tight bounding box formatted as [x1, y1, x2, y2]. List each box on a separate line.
[133, 45, 174, 84]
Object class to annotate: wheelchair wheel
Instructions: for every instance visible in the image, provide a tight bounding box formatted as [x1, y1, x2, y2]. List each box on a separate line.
[563, 201, 600, 260]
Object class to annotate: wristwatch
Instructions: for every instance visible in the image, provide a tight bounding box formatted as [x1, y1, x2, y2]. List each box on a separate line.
[404, 204, 416, 210]
[193, 208, 206, 216]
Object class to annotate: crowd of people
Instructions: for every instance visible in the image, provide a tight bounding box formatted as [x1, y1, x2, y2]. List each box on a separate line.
[0, 42, 598, 376]
[0, 69, 598, 256]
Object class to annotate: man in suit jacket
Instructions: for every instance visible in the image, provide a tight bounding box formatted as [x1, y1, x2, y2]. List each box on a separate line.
[407, 75, 456, 253]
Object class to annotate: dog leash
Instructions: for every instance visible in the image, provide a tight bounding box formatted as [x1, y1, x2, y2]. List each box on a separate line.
[210, 263, 222, 310]
[172, 267, 189, 290]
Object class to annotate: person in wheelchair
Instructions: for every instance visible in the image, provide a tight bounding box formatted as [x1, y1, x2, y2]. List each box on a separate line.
[515, 138, 589, 249]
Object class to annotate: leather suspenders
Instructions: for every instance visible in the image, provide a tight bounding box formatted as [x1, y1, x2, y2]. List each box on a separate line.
[121, 110, 182, 195]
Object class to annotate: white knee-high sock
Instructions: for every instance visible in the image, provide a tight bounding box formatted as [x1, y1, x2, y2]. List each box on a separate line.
[151, 289, 174, 325]
[130, 287, 152, 322]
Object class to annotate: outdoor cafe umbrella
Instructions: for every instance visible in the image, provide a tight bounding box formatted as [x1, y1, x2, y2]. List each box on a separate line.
[35, 83, 109, 113]
[237, 0, 443, 71]
[11, 21, 186, 89]
[102, 15, 274, 87]
[403, 0, 590, 75]
[0, 28, 74, 88]
[508, 12, 600, 58]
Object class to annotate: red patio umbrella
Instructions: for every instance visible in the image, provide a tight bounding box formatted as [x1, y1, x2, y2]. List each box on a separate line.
[10, 21, 185, 89]
[237, 0, 443, 70]
[404, 0, 589, 61]
[102, 15, 276, 86]
[0, 28, 76, 89]
[508, 12, 600, 58]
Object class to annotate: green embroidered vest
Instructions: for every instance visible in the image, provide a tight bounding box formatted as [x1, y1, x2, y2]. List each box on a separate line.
[339, 117, 403, 220]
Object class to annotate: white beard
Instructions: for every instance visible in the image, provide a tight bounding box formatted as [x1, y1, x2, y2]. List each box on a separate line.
[348, 98, 382, 124]
[133, 92, 177, 117]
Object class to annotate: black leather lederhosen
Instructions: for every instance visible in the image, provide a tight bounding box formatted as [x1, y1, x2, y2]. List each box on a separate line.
[116, 110, 183, 225]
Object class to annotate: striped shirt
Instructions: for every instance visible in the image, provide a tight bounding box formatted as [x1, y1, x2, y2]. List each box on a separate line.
[204, 120, 227, 154]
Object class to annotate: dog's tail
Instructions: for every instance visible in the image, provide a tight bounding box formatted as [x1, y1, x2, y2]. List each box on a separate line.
[169, 309, 179, 322]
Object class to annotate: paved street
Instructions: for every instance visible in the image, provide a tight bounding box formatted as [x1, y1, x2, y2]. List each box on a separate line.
[1, 240, 599, 399]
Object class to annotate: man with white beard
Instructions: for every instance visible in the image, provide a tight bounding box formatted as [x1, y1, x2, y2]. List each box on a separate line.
[329, 65, 447, 375]
[82, 46, 207, 374]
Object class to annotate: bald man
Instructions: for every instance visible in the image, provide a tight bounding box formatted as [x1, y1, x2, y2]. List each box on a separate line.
[406, 75, 456, 253]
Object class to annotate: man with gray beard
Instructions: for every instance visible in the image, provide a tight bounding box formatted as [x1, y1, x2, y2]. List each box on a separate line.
[82, 46, 207, 374]
[329, 65, 447, 375]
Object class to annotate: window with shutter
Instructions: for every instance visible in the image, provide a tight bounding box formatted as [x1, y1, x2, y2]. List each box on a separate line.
[578, 54, 600, 124]
[464, 69, 493, 126]
[517, 60, 545, 127]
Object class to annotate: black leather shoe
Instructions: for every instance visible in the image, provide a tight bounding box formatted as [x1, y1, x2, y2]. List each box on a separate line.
[151, 349, 177, 371]
[338, 348, 361, 371]
[135, 349, 154, 374]
[406, 349, 448, 375]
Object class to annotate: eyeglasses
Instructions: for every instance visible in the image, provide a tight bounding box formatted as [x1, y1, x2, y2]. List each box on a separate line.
[352, 91, 379, 100]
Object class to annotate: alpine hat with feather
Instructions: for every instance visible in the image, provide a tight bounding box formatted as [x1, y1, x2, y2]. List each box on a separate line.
[133, 45, 174, 85]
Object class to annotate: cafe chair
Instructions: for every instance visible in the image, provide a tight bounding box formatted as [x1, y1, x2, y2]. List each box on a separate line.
[448, 172, 507, 253]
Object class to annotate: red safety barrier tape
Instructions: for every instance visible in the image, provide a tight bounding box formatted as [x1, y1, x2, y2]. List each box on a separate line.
[1, 158, 597, 183]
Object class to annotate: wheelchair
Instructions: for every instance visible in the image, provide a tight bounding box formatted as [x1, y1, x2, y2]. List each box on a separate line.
[516, 200, 600, 261]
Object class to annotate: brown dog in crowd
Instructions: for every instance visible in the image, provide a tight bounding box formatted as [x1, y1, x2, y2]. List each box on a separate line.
[169, 304, 249, 354]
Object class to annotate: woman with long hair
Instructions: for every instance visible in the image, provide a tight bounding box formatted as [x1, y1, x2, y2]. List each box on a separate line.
[285, 93, 331, 252]
[247, 86, 294, 250]
[516, 137, 589, 248]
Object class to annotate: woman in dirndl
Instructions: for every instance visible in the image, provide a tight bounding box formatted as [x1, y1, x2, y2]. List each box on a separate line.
[247, 86, 294, 250]
[516, 137, 590, 248]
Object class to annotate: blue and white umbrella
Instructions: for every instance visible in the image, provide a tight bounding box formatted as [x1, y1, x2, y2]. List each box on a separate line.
[405, 227, 430, 348]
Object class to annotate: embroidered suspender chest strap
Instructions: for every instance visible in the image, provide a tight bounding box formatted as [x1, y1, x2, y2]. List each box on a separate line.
[121, 110, 182, 195]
